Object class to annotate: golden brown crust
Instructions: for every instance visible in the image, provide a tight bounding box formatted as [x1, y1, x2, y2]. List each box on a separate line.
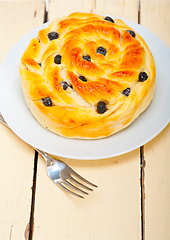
[19, 12, 156, 139]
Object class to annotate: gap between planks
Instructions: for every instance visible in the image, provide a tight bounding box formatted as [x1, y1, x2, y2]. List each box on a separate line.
[27, 2, 48, 239]
[138, 1, 145, 239]
[140, 145, 146, 240]
[27, 150, 38, 240]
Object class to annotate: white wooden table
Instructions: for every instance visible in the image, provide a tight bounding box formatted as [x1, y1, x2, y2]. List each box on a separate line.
[0, 0, 170, 239]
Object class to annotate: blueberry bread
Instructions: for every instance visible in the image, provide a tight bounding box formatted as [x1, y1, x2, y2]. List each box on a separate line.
[19, 12, 156, 139]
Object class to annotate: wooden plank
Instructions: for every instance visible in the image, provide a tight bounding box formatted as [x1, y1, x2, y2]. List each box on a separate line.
[95, 0, 138, 21]
[144, 125, 170, 240]
[47, 0, 138, 21]
[47, 0, 92, 19]
[140, 0, 170, 239]
[33, 1, 141, 239]
[0, 1, 45, 63]
[0, 125, 35, 240]
[0, 2, 44, 239]
[140, 0, 170, 47]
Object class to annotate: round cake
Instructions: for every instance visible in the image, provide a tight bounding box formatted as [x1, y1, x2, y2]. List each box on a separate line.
[19, 12, 156, 139]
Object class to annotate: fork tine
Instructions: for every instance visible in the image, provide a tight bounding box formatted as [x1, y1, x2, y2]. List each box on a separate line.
[56, 182, 85, 199]
[64, 180, 89, 195]
[68, 175, 93, 191]
[70, 170, 98, 188]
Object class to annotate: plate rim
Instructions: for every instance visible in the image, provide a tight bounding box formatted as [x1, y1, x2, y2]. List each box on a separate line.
[0, 16, 170, 160]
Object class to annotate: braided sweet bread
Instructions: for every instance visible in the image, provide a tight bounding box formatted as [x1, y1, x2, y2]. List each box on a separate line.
[19, 12, 156, 139]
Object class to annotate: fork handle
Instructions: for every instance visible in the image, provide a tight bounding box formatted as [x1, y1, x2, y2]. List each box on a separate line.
[35, 148, 57, 166]
[0, 113, 7, 127]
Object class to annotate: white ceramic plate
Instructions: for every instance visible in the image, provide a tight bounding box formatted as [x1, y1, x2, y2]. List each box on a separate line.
[0, 17, 170, 160]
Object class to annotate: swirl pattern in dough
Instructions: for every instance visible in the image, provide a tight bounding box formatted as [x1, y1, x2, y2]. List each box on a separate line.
[19, 12, 156, 139]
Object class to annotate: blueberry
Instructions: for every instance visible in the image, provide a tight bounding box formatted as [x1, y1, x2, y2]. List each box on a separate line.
[42, 97, 53, 107]
[48, 32, 59, 40]
[83, 55, 91, 61]
[38, 63, 41, 67]
[127, 30, 136, 38]
[104, 16, 114, 23]
[54, 55, 62, 64]
[79, 76, 87, 82]
[60, 81, 69, 90]
[97, 46, 107, 56]
[97, 101, 107, 114]
[123, 87, 131, 96]
[139, 72, 148, 82]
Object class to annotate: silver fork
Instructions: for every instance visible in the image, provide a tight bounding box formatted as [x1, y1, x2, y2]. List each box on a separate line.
[0, 114, 97, 198]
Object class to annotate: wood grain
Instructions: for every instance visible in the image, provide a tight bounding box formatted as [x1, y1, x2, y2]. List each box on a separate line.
[0, 1, 44, 239]
[95, 0, 138, 21]
[48, 0, 92, 19]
